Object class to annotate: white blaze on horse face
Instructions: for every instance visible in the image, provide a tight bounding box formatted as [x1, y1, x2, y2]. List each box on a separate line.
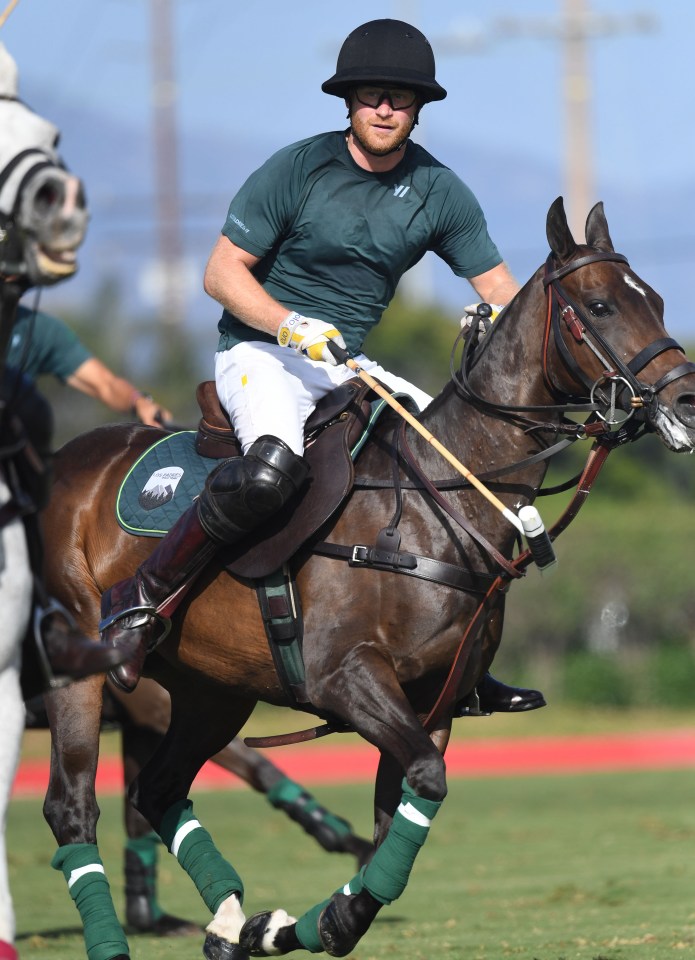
[624, 274, 647, 297]
[653, 405, 695, 453]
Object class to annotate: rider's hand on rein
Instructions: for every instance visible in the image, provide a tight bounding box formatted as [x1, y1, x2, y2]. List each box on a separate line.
[277, 312, 347, 366]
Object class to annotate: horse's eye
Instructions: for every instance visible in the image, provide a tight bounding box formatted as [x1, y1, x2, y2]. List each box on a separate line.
[588, 300, 612, 319]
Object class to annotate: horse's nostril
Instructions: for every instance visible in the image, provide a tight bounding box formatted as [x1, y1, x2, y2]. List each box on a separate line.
[35, 180, 62, 213]
[675, 393, 695, 426]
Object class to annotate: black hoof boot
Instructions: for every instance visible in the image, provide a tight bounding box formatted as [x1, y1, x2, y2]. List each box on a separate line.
[239, 912, 300, 957]
[125, 847, 200, 937]
[318, 889, 382, 957]
[203, 932, 251, 960]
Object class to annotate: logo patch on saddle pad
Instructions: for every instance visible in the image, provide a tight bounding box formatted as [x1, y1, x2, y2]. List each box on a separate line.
[138, 466, 184, 510]
[117, 431, 218, 538]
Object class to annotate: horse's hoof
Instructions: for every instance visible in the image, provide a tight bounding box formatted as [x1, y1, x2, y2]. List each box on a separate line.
[203, 932, 250, 960]
[318, 890, 382, 957]
[239, 910, 299, 956]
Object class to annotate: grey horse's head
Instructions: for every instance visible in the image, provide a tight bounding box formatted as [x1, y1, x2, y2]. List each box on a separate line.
[0, 43, 89, 288]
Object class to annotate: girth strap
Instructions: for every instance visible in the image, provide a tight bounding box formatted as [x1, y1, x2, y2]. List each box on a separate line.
[255, 567, 309, 707]
[312, 540, 495, 595]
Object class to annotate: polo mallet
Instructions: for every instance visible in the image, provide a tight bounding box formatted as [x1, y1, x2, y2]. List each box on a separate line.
[326, 340, 557, 574]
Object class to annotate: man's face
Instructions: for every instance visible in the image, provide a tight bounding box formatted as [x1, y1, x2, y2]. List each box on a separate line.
[347, 86, 419, 156]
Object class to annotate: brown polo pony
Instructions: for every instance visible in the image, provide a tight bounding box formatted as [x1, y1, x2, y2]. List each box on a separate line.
[41, 198, 695, 960]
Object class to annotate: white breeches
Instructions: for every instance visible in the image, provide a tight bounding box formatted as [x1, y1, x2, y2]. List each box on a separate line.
[215, 342, 433, 456]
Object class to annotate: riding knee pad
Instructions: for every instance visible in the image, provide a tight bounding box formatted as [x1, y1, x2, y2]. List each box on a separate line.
[198, 436, 309, 544]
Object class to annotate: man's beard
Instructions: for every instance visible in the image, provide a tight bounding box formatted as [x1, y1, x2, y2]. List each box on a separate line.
[349, 112, 415, 157]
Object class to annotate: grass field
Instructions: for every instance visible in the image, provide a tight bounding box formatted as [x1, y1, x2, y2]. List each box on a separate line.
[10, 706, 695, 960]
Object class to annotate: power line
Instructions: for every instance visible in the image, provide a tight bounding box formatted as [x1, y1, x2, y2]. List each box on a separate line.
[434, 0, 658, 240]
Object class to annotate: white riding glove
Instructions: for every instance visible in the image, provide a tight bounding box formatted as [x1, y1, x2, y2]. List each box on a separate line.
[277, 312, 347, 366]
[459, 303, 503, 341]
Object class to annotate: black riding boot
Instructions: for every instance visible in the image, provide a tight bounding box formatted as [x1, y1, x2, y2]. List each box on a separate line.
[101, 436, 309, 693]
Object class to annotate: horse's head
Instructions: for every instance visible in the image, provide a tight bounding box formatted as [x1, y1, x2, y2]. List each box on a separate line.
[543, 196, 695, 452]
[0, 44, 89, 288]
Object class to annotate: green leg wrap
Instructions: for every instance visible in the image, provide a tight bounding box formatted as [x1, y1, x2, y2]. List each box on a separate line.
[51, 843, 128, 960]
[267, 777, 353, 840]
[125, 832, 164, 922]
[294, 779, 442, 952]
[159, 799, 243, 914]
[361, 778, 441, 905]
[295, 899, 331, 954]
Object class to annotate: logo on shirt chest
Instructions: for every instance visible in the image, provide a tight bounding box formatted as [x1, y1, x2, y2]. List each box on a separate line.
[393, 184, 410, 198]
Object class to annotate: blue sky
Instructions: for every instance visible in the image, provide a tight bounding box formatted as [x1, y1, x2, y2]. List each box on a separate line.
[2, 0, 694, 349]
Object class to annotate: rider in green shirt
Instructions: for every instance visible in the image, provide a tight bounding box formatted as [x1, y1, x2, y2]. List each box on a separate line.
[8, 306, 171, 425]
[99, 18, 545, 716]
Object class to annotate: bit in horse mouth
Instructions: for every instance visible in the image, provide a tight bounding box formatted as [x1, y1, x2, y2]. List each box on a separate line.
[36, 246, 78, 276]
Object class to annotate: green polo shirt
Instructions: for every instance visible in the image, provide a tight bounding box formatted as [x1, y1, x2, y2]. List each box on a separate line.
[217, 130, 502, 355]
[7, 306, 91, 381]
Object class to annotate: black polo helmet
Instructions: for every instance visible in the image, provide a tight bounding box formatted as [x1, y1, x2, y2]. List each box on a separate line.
[322, 19, 447, 103]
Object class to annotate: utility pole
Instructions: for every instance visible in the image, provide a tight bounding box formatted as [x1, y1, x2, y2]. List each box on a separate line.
[437, 1, 657, 240]
[149, 0, 185, 329]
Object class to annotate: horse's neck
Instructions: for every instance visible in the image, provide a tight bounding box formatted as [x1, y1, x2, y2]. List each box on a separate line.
[472, 275, 551, 409]
[418, 278, 557, 483]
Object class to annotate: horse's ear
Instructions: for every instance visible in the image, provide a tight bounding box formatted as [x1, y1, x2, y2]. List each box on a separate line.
[584, 201, 614, 252]
[546, 196, 577, 262]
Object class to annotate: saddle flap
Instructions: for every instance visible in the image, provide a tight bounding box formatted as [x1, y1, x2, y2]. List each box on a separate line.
[224, 380, 376, 579]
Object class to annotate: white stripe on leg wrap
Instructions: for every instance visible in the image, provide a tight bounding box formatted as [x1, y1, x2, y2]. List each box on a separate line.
[397, 801, 432, 828]
[171, 819, 201, 857]
[67, 864, 105, 889]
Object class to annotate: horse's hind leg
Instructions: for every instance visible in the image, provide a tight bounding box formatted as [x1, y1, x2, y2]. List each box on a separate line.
[221, 738, 373, 867]
[128, 675, 256, 957]
[43, 674, 131, 960]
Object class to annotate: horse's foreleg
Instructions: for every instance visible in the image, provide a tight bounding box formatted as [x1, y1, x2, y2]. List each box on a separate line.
[128, 685, 255, 955]
[118, 715, 201, 937]
[240, 650, 448, 956]
[44, 676, 130, 960]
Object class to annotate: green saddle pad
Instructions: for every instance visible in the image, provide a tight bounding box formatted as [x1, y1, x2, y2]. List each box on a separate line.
[116, 393, 417, 539]
[116, 431, 219, 538]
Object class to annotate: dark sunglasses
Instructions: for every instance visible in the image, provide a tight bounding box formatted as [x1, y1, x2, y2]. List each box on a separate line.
[353, 86, 418, 110]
